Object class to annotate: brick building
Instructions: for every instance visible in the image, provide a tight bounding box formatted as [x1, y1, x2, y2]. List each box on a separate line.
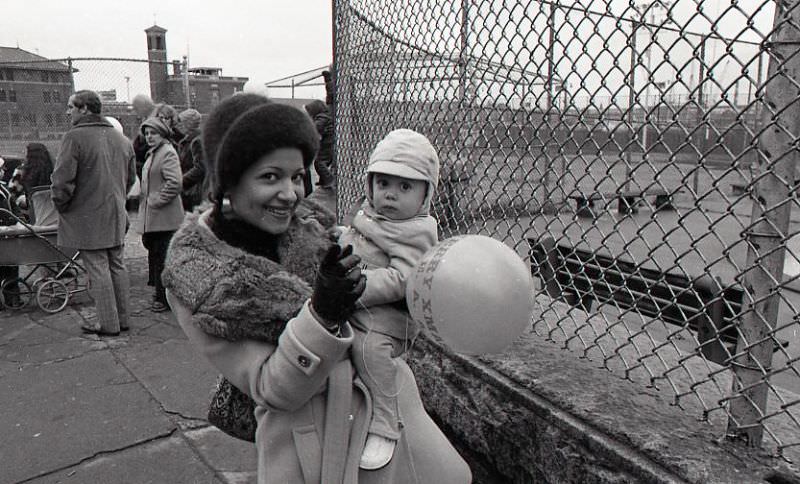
[0, 46, 73, 146]
[146, 25, 248, 113]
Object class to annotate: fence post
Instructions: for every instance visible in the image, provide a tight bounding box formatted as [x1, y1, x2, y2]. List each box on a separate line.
[692, 38, 706, 195]
[623, 20, 639, 195]
[726, 0, 800, 447]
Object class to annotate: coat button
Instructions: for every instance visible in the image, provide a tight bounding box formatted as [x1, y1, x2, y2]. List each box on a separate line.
[297, 355, 310, 368]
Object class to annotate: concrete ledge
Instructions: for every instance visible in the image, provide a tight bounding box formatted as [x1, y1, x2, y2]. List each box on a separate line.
[408, 329, 800, 483]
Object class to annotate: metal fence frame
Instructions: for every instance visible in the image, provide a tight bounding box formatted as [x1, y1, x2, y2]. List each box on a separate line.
[333, 0, 800, 459]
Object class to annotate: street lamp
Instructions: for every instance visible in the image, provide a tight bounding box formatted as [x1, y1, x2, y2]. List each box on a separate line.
[124, 76, 130, 102]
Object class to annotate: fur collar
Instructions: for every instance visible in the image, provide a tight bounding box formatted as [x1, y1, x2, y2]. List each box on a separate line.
[162, 205, 332, 343]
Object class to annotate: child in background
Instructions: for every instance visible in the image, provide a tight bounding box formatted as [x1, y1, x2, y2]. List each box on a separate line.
[338, 128, 440, 470]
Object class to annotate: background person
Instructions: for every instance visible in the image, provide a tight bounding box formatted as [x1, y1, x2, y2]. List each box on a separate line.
[175, 108, 206, 211]
[133, 116, 183, 313]
[162, 97, 471, 483]
[51, 90, 135, 336]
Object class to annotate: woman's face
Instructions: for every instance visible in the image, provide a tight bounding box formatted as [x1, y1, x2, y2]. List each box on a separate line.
[143, 127, 163, 148]
[227, 147, 306, 235]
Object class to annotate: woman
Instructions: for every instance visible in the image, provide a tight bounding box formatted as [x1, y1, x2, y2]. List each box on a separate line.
[134, 116, 183, 313]
[162, 96, 471, 483]
[20, 143, 54, 192]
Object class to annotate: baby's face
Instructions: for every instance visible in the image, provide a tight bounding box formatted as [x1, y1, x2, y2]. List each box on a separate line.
[371, 173, 427, 220]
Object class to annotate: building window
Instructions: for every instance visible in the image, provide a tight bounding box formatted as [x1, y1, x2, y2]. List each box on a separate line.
[41, 71, 49, 82]
[8, 90, 16, 102]
[26, 113, 37, 126]
[43, 91, 51, 103]
[6, 70, 13, 81]
[0, 89, 5, 102]
[53, 90, 60, 102]
[45, 113, 54, 127]
[11, 113, 20, 126]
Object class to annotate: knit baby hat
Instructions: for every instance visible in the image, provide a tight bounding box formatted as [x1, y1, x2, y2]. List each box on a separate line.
[178, 108, 202, 132]
[214, 103, 320, 202]
[140, 116, 171, 138]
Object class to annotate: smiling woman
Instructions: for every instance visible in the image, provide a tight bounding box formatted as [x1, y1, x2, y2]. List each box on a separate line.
[161, 95, 471, 483]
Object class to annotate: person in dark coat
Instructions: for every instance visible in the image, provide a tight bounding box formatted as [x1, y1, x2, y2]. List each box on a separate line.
[175, 108, 206, 211]
[51, 90, 136, 335]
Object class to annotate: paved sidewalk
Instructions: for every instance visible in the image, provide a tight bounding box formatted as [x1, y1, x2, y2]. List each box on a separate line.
[0, 218, 258, 484]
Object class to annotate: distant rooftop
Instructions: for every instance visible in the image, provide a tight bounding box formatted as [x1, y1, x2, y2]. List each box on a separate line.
[188, 67, 222, 75]
[0, 46, 72, 71]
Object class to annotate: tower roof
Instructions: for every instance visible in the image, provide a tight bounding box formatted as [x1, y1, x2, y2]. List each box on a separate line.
[145, 24, 167, 33]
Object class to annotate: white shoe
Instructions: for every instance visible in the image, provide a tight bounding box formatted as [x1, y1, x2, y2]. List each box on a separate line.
[359, 433, 396, 470]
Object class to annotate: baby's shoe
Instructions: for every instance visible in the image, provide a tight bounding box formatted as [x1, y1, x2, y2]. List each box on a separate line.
[359, 433, 396, 470]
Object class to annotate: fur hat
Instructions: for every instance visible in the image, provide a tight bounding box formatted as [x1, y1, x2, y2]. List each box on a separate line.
[214, 103, 320, 201]
[203, 94, 271, 171]
[140, 116, 171, 138]
[178, 108, 202, 132]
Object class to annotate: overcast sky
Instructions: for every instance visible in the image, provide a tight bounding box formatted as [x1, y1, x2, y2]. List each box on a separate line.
[2, 0, 333, 99]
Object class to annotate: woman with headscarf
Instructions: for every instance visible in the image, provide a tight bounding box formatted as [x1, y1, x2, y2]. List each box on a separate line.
[134, 116, 183, 313]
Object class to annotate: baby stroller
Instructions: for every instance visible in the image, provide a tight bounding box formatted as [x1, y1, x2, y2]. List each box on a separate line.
[0, 185, 88, 313]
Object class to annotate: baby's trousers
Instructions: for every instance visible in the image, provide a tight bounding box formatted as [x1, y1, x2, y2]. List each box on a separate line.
[351, 328, 410, 440]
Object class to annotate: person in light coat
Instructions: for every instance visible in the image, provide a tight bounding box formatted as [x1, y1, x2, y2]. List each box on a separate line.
[133, 116, 183, 312]
[162, 97, 471, 484]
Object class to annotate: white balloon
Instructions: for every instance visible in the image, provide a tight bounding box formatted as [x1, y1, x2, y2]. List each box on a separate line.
[406, 235, 534, 355]
[242, 79, 269, 97]
[105, 116, 124, 133]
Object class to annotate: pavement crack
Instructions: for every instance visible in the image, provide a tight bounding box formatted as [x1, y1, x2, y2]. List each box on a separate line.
[13, 428, 178, 484]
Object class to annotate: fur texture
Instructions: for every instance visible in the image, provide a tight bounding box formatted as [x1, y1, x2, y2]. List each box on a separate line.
[162, 200, 334, 343]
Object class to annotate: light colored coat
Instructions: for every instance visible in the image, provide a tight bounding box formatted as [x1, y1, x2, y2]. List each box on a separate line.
[339, 202, 437, 338]
[165, 213, 471, 484]
[51, 114, 135, 249]
[133, 141, 184, 233]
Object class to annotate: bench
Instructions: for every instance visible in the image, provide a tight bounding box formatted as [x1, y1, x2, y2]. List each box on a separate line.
[528, 236, 787, 365]
[617, 189, 678, 214]
[567, 193, 603, 218]
[568, 190, 679, 218]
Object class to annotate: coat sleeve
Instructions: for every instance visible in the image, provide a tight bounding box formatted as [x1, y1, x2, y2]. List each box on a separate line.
[125, 143, 136, 194]
[182, 138, 205, 189]
[51, 134, 78, 212]
[151, 146, 182, 209]
[169, 292, 354, 412]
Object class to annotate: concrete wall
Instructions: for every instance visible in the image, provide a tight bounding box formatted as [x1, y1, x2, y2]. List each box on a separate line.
[408, 329, 800, 483]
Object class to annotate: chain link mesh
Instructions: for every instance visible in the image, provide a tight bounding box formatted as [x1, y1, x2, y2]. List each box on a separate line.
[334, 0, 800, 459]
[0, 58, 185, 157]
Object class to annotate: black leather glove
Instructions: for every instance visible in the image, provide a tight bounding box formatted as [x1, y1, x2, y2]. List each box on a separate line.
[311, 244, 366, 326]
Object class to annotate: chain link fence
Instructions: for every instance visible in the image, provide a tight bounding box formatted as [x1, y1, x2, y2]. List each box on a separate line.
[334, 0, 800, 460]
[0, 57, 187, 159]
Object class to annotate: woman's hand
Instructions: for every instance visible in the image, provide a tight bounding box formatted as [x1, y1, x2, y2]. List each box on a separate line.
[311, 244, 366, 327]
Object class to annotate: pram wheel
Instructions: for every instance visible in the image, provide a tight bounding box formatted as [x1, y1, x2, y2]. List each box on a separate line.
[1, 278, 32, 309]
[36, 279, 69, 313]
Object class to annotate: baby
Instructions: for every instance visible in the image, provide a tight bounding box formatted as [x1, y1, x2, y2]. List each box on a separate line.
[338, 128, 440, 470]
